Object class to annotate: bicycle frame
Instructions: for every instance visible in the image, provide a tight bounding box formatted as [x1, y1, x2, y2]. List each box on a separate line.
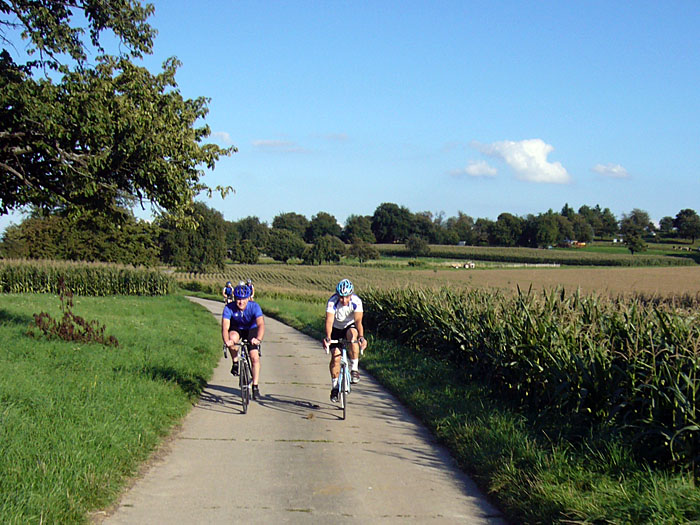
[229, 340, 253, 414]
[329, 338, 356, 420]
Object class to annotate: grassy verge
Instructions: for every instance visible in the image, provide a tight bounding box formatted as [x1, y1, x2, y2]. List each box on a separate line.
[258, 295, 700, 524]
[0, 294, 220, 524]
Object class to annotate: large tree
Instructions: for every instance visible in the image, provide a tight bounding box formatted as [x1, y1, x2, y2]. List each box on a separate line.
[674, 209, 700, 243]
[371, 202, 412, 244]
[305, 211, 341, 243]
[342, 214, 375, 244]
[157, 202, 227, 271]
[1, 1, 233, 223]
[271, 212, 309, 238]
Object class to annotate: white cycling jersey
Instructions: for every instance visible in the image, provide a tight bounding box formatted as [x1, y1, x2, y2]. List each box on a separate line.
[326, 293, 363, 329]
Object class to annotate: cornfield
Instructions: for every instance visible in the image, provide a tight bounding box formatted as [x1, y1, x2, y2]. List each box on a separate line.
[363, 286, 700, 471]
[0, 259, 173, 296]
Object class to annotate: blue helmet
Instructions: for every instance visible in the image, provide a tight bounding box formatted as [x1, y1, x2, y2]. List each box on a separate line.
[336, 279, 354, 297]
[233, 284, 252, 299]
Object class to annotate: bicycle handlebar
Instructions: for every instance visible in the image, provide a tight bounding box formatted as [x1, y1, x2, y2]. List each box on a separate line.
[324, 338, 363, 355]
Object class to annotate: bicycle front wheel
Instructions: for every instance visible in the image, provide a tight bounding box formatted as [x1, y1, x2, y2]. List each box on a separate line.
[239, 359, 250, 414]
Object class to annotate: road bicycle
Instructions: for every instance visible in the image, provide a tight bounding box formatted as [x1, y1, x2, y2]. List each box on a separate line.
[224, 340, 254, 414]
[326, 338, 357, 420]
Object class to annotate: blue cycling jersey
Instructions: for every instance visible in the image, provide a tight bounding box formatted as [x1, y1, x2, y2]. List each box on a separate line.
[222, 300, 263, 331]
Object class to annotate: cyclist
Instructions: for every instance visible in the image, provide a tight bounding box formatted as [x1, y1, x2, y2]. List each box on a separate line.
[222, 284, 265, 400]
[222, 281, 234, 303]
[238, 278, 255, 299]
[323, 278, 367, 403]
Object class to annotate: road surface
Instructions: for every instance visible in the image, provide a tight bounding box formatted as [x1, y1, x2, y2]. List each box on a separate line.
[97, 296, 506, 524]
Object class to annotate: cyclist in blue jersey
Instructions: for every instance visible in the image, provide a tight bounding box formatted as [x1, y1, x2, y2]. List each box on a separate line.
[222, 281, 234, 303]
[323, 279, 368, 402]
[222, 284, 265, 399]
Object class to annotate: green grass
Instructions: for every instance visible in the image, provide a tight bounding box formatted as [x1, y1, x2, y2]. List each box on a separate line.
[0, 294, 220, 524]
[259, 294, 700, 524]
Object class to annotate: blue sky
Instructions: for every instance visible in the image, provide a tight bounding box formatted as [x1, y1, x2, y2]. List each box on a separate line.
[2, 1, 699, 232]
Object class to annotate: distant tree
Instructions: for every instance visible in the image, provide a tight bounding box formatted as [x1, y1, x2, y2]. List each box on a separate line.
[266, 229, 306, 262]
[272, 212, 309, 238]
[158, 202, 227, 271]
[445, 212, 475, 244]
[624, 234, 647, 255]
[472, 218, 493, 246]
[229, 239, 259, 264]
[348, 239, 379, 263]
[569, 214, 594, 243]
[578, 205, 603, 237]
[232, 216, 269, 249]
[411, 212, 437, 242]
[342, 214, 375, 244]
[305, 212, 341, 243]
[406, 235, 430, 257]
[658, 216, 676, 237]
[303, 234, 345, 265]
[561, 203, 575, 218]
[620, 211, 649, 254]
[371, 202, 413, 243]
[673, 209, 700, 243]
[620, 209, 654, 237]
[490, 213, 524, 246]
[534, 212, 559, 247]
[598, 206, 619, 237]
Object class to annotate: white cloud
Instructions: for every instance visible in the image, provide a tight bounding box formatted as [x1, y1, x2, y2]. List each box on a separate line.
[251, 139, 306, 153]
[451, 160, 498, 177]
[473, 138, 571, 184]
[591, 163, 629, 178]
[212, 131, 233, 144]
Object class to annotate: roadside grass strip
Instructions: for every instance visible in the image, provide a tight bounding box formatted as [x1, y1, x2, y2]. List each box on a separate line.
[0, 294, 220, 524]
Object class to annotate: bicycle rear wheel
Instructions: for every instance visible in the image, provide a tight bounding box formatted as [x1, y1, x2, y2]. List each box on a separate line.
[339, 363, 347, 420]
[239, 358, 250, 414]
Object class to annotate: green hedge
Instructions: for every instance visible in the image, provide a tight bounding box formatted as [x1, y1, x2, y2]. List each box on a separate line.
[0, 259, 173, 296]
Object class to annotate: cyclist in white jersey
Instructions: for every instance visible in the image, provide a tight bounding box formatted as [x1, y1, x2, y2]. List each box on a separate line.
[323, 279, 368, 402]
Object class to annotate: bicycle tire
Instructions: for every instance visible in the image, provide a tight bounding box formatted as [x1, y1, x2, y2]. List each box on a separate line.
[339, 363, 347, 420]
[239, 357, 250, 414]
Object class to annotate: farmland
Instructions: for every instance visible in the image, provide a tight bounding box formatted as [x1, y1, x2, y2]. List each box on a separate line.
[175, 261, 700, 302]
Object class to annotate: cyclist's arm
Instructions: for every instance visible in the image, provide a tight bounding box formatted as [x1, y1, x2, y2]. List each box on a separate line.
[324, 312, 334, 340]
[222, 317, 232, 346]
[252, 316, 265, 344]
[354, 311, 368, 350]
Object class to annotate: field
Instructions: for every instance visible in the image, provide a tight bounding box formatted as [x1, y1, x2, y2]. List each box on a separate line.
[175, 262, 700, 301]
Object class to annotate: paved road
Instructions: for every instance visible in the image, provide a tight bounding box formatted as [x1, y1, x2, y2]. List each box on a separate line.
[98, 297, 506, 524]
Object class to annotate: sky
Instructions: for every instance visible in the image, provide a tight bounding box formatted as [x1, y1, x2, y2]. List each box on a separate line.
[2, 1, 699, 232]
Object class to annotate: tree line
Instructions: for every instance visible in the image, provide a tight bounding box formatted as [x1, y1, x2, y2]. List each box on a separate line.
[2, 202, 699, 271]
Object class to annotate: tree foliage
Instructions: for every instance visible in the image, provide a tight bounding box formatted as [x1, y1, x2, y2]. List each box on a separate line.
[405, 234, 430, 257]
[303, 234, 345, 265]
[1, 207, 159, 265]
[342, 214, 375, 243]
[157, 202, 227, 271]
[1, 1, 234, 223]
[674, 209, 700, 243]
[348, 239, 379, 263]
[271, 212, 309, 238]
[266, 228, 306, 262]
[305, 211, 341, 243]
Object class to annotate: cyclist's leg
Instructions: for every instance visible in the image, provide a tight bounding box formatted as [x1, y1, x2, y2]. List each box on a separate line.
[345, 326, 361, 383]
[228, 330, 242, 374]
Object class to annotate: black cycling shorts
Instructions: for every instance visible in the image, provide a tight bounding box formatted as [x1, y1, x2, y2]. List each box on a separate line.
[330, 324, 356, 350]
[229, 328, 261, 353]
